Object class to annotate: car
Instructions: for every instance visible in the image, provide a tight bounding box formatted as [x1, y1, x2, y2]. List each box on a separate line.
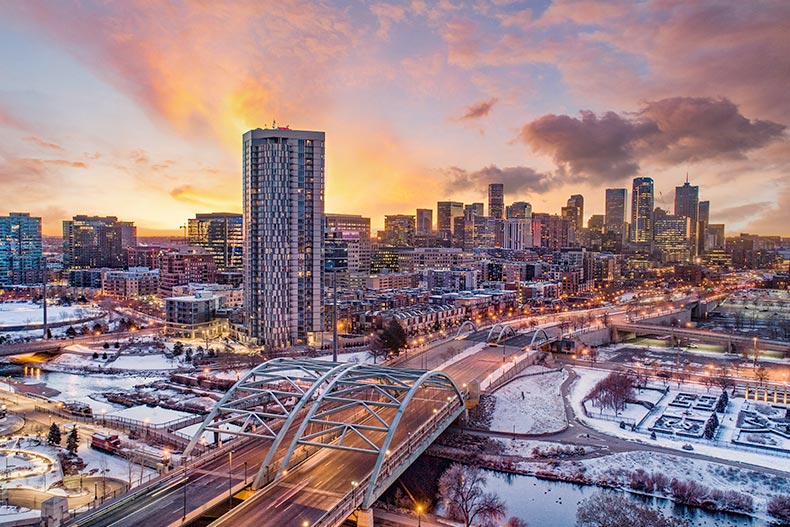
[682, 444, 694, 451]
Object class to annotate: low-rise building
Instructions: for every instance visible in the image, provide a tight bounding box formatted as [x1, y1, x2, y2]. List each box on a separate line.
[102, 267, 160, 298]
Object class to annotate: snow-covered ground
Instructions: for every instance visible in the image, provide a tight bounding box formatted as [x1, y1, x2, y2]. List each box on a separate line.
[108, 405, 192, 426]
[490, 366, 568, 434]
[0, 302, 103, 328]
[569, 365, 790, 472]
[0, 505, 38, 524]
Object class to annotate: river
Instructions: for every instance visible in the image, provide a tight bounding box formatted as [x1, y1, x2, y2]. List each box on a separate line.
[0, 363, 164, 414]
[485, 470, 768, 527]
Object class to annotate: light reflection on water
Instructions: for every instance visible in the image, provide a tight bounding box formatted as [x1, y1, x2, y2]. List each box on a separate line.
[485, 470, 766, 527]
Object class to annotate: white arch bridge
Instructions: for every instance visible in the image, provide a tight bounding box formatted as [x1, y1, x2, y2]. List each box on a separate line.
[186, 357, 466, 525]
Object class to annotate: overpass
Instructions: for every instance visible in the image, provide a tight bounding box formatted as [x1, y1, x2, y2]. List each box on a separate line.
[67, 358, 466, 527]
[611, 322, 790, 356]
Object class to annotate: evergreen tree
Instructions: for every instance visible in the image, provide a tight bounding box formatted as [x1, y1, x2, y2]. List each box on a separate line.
[66, 427, 79, 455]
[47, 423, 62, 446]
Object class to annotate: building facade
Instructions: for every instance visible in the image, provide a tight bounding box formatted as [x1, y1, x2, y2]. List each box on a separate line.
[437, 201, 464, 236]
[674, 180, 700, 258]
[630, 178, 654, 243]
[605, 188, 627, 237]
[187, 212, 243, 270]
[159, 248, 216, 296]
[243, 127, 324, 347]
[415, 209, 432, 235]
[488, 183, 504, 219]
[63, 215, 136, 270]
[0, 212, 43, 286]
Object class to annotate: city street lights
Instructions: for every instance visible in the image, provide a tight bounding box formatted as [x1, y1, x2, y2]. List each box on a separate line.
[416, 504, 423, 526]
[753, 337, 759, 367]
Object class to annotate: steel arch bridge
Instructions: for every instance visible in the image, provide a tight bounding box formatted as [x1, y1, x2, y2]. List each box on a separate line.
[487, 323, 517, 344]
[529, 327, 553, 348]
[454, 319, 478, 338]
[183, 358, 465, 504]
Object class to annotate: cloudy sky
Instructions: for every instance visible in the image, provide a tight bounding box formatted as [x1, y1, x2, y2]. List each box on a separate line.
[1, 0, 788, 236]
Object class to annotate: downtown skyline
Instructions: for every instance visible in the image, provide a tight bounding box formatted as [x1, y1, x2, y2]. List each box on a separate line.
[0, 1, 789, 236]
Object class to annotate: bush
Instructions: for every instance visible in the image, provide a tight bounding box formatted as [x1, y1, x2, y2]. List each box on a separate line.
[103, 342, 110, 349]
[670, 479, 709, 507]
[768, 495, 790, 523]
[92, 352, 99, 359]
[715, 391, 728, 413]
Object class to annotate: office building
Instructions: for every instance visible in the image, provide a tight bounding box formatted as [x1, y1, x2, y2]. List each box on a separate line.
[532, 214, 575, 250]
[697, 200, 710, 255]
[243, 127, 324, 347]
[464, 203, 484, 220]
[0, 212, 43, 285]
[587, 214, 605, 234]
[325, 213, 371, 275]
[63, 215, 136, 269]
[187, 212, 243, 270]
[674, 179, 700, 258]
[654, 215, 691, 263]
[488, 183, 504, 219]
[383, 215, 416, 247]
[630, 178, 654, 243]
[506, 202, 532, 220]
[416, 209, 432, 235]
[565, 194, 584, 231]
[707, 224, 725, 250]
[604, 188, 627, 236]
[437, 201, 464, 236]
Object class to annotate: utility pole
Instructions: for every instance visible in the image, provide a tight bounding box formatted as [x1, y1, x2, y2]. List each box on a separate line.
[42, 257, 48, 339]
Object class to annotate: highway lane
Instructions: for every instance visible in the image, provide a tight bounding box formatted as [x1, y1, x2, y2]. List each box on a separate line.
[73, 438, 264, 527]
[209, 390, 451, 527]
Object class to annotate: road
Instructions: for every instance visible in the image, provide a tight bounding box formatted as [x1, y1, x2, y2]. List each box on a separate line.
[208, 387, 452, 527]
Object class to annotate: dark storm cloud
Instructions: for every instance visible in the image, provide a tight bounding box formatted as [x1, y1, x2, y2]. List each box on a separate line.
[517, 97, 786, 181]
[443, 164, 555, 194]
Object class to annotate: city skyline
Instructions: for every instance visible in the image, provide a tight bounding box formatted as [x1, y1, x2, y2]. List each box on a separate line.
[0, 2, 788, 236]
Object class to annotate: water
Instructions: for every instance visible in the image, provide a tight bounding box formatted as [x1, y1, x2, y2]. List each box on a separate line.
[0, 364, 164, 413]
[485, 471, 767, 527]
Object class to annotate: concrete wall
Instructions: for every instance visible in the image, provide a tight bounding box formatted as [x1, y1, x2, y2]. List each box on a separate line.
[577, 328, 611, 347]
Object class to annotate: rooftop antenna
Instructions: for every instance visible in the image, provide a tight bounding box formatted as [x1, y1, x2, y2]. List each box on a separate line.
[685, 172, 689, 184]
[272, 119, 276, 129]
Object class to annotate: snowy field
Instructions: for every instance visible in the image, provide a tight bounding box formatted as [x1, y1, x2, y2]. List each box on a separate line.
[0, 302, 103, 328]
[569, 365, 790, 472]
[490, 366, 568, 434]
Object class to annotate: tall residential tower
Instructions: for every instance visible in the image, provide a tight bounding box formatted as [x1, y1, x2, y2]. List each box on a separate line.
[243, 127, 325, 348]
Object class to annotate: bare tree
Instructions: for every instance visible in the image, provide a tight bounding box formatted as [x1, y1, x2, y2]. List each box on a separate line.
[755, 365, 770, 386]
[437, 464, 507, 527]
[586, 372, 635, 415]
[714, 367, 734, 392]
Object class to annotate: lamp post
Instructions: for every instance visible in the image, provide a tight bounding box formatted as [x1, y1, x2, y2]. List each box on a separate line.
[416, 504, 423, 527]
[227, 450, 233, 511]
[753, 337, 758, 367]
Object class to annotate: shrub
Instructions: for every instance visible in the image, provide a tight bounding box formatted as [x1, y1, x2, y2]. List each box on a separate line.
[767, 495, 790, 523]
[103, 342, 110, 349]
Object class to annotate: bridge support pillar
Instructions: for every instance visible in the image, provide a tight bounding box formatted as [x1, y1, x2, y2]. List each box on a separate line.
[356, 507, 375, 527]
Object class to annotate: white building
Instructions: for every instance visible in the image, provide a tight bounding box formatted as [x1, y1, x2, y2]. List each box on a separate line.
[503, 219, 533, 250]
[243, 128, 325, 347]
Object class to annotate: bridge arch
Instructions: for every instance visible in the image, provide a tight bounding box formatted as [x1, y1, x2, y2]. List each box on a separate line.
[276, 364, 465, 506]
[528, 328, 551, 348]
[494, 325, 517, 344]
[455, 320, 478, 338]
[182, 358, 345, 461]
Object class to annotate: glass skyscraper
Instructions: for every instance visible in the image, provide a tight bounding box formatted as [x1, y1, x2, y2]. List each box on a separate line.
[0, 212, 43, 285]
[243, 127, 325, 348]
[187, 212, 243, 270]
[630, 177, 654, 243]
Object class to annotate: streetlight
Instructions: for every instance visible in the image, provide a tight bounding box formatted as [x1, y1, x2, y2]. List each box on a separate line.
[416, 504, 423, 526]
[753, 337, 758, 367]
[228, 450, 233, 511]
[351, 480, 359, 506]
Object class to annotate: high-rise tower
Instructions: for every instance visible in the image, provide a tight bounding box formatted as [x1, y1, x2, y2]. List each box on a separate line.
[630, 177, 654, 243]
[674, 178, 700, 259]
[243, 127, 324, 348]
[604, 188, 627, 237]
[488, 183, 504, 219]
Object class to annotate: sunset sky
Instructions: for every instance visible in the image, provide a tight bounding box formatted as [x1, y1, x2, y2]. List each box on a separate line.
[1, 1, 788, 236]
